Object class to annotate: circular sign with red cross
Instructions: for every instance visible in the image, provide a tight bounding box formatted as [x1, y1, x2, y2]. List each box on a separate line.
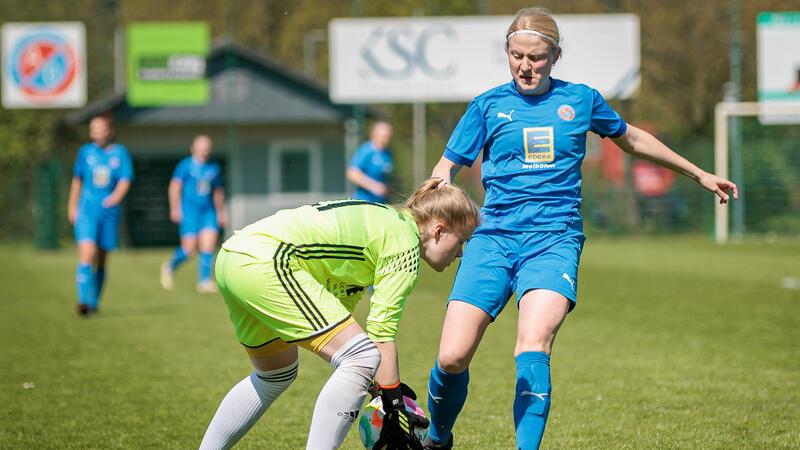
[2, 23, 86, 108]
[10, 33, 77, 98]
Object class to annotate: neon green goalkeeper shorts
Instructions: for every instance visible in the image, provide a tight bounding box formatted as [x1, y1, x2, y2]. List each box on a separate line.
[215, 245, 353, 349]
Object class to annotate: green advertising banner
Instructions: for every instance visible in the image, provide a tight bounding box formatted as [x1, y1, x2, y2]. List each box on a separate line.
[127, 22, 209, 106]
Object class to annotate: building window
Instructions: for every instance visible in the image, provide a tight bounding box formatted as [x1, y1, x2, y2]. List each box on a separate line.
[280, 151, 310, 192]
[269, 140, 322, 193]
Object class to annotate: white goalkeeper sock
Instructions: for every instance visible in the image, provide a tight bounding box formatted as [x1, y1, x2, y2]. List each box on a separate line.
[199, 360, 298, 450]
[306, 333, 381, 449]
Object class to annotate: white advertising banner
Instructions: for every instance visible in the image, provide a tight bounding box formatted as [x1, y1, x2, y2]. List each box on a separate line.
[1, 22, 87, 109]
[329, 14, 639, 103]
[757, 12, 800, 124]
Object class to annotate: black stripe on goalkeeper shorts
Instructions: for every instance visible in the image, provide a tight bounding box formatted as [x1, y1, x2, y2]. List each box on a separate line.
[281, 244, 328, 329]
[273, 242, 324, 330]
[284, 247, 329, 328]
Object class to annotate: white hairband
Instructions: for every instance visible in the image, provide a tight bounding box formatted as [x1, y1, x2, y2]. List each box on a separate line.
[506, 30, 558, 47]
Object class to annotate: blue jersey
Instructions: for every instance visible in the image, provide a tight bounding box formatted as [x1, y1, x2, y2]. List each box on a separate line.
[444, 79, 626, 231]
[73, 142, 134, 219]
[171, 156, 223, 210]
[349, 141, 393, 203]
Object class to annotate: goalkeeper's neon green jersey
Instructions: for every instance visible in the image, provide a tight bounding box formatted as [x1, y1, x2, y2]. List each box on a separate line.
[221, 199, 421, 342]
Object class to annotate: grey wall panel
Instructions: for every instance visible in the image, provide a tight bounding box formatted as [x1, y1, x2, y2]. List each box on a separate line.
[241, 147, 270, 194]
[322, 143, 346, 194]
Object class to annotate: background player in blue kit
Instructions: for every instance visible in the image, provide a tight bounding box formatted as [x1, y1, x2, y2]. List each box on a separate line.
[67, 114, 134, 316]
[346, 120, 394, 203]
[423, 7, 739, 450]
[161, 135, 227, 294]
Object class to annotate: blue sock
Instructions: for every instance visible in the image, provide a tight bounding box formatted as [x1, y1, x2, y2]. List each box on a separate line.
[514, 352, 551, 450]
[427, 361, 469, 444]
[94, 268, 106, 304]
[198, 251, 213, 282]
[169, 247, 188, 271]
[76, 263, 96, 306]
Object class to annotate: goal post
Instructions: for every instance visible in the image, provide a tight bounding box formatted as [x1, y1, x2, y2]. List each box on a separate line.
[714, 101, 800, 244]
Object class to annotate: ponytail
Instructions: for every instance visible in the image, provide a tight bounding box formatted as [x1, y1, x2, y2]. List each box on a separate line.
[399, 178, 480, 237]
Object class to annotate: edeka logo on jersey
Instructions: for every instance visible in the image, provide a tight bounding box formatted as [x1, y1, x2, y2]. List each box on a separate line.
[523, 127, 555, 167]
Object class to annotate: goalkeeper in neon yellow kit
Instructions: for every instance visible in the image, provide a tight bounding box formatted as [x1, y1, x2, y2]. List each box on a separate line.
[199, 179, 479, 450]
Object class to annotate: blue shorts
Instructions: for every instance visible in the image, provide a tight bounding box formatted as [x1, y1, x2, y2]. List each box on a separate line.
[448, 224, 586, 319]
[74, 213, 119, 250]
[180, 206, 218, 237]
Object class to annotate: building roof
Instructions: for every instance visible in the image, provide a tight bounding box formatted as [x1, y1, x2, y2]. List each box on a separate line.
[66, 38, 378, 126]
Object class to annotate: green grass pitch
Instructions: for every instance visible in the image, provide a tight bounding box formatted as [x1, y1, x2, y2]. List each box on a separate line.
[1, 237, 798, 449]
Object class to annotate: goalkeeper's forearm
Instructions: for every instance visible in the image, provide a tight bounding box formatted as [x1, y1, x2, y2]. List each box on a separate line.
[374, 341, 400, 387]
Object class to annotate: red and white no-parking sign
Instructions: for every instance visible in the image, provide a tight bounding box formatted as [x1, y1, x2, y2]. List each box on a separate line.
[2, 22, 86, 109]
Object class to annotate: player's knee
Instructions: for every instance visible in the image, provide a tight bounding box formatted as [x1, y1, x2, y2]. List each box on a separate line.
[514, 334, 552, 355]
[437, 351, 470, 374]
[252, 361, 299, 393]
[330, 334, 381, 382]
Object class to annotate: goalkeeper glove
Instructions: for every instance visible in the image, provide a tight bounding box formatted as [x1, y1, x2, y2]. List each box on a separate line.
[373, 382, 430, 450]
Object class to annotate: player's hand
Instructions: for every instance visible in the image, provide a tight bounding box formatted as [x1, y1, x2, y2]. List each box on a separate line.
[698, 172, 738, 204]
[217, 210, 227, 228]
[368, 382, 418, 400]
[101, 196, 118, 208]
[170, 209, 182, 224]
[371, 181, 389, 197]
[373, 383, 429, 450]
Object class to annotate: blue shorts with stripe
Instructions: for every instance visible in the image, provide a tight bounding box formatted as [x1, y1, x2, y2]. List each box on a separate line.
[448, 223, 586, 319]
[180, 206, 218, 237]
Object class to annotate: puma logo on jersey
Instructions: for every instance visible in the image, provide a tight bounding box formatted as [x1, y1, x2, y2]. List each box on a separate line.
[562, 273, 575, 290]
[497, 110, 514, 121]
[520, 391, 549, 401]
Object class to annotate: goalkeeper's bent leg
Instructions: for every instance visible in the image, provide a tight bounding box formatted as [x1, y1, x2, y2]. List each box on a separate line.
[306, 333, 380, 449]
[199, 360, 298, 450]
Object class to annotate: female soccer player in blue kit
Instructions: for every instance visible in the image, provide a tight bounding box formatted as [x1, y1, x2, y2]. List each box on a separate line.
[423, 7, 738, 449]
[160, 135, 226, 293]
[67, 114, 134, 316]
[347, 121, 395, 203]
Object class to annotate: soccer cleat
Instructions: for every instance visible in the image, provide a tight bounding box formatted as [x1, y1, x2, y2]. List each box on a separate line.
[160, 262, 175, 291]
[76, 303, 90, 317]
[423, 434, 453, 450]
[196, 280, 218, 294]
